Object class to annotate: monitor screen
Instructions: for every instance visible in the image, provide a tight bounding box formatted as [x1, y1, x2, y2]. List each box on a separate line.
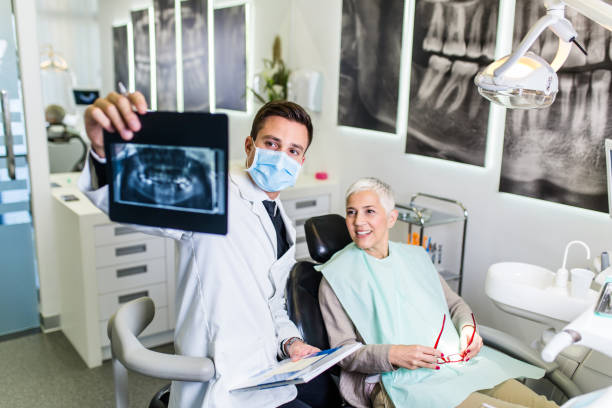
[73, 89, 100, 105]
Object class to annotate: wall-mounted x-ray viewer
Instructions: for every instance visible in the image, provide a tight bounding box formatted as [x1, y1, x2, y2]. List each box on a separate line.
[606, 139, 612, 218]
[104, 112, 228, 235]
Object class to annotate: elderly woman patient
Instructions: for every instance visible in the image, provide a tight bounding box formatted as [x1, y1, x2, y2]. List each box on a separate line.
[317, 178, 559, 408]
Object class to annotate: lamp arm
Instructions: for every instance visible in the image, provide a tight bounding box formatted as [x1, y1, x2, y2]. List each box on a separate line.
[494, 14, 558, 78]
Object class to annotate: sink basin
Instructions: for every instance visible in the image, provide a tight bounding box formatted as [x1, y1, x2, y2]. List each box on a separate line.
[485, 262, 598, 329]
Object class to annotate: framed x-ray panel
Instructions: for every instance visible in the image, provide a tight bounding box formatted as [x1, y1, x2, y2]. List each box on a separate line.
[606, 139, 612, 218]
[214, 4, 247, 112]
[337, 0, 404, 133]
[405, 0, 497, 167]
[181, 0, 210, 112]
[500, 0, 610, 213]
[112, 24, 129, 93]
[131, 8, 152, 105]
[154, 0, 177, 110]
[105, 112, 228, 235]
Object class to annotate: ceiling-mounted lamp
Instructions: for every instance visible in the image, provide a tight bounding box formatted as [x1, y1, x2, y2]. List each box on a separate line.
[474, 0, 612, 109]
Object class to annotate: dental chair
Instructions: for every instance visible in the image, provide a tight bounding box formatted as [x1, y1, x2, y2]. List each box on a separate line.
[108, 214, 582, 407]
[286, 214, 583, 406]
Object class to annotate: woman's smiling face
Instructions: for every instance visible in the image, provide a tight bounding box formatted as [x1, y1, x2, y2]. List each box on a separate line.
[345, 190, 397, 259]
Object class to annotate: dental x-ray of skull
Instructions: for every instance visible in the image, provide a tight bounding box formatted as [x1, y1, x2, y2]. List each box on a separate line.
[500, 0, 610, 213]
[155, 0, 177, 111]
[405, 0, 498, 167]
[337, 0, 404, 134]
[112, 143, 222, 214]
[112, 25, 129, 94]
[181, 0, 209, 112]
[132, 8, 151, 104]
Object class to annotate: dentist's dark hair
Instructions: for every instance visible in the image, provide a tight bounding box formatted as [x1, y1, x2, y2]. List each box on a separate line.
[250, 100, 313, 149]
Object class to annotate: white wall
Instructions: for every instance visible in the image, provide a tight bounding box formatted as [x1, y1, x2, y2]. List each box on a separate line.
[94, 0, 612, 344]
[290, 0, 612, 343]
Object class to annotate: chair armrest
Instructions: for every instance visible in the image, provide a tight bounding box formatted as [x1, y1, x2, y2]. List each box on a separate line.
[479, 325, 583, 399]
[479, 325, 558, 373]
[109, 297, 215, 383]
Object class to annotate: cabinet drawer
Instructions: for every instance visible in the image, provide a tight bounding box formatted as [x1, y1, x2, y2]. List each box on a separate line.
[95, 238, 165, 268]
[94, 223, 153, 246]
[98, 283, 168, 321]
[282, 194, 330, 218]
[100, 306, 169, 347]
[97, 258, 166, 295]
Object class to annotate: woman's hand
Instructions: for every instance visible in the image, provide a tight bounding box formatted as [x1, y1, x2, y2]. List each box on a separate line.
[288, 340, 320, 362]
[460, 326, 483, 360]
[83, 91, 148, 158]
[389, 345, 442, 370]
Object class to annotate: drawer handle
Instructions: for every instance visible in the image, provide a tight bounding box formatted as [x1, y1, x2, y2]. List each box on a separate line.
[118, 290, 149, 304]
[295, 218, 307, 227]
[295, 200, 317, 209]
[115, 244, 146, 257]
[296, 236, 306, 244]
[116, 265, 147, 278]
[114, 226, 137, 236]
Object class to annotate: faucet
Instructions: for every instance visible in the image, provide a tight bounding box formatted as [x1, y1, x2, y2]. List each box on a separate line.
[555, 240, 591, 289]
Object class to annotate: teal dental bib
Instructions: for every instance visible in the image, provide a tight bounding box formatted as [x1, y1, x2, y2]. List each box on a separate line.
[318, 242, 544, 408]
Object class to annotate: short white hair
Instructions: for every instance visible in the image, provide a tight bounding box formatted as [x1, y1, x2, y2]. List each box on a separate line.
[345, 177, 395, 214]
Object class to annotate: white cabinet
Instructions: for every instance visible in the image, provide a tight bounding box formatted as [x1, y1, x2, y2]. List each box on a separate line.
[50, 175, 175, 368]
[282, 175, 339, 260]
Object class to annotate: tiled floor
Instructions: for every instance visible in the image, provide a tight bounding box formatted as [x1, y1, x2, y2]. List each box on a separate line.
[0, 331, 172, 407]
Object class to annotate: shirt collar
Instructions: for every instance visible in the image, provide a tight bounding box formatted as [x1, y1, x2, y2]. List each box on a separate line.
[229, 166, 276, 203]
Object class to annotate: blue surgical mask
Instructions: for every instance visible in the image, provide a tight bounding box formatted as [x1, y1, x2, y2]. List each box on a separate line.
[246, 147, 302, 192]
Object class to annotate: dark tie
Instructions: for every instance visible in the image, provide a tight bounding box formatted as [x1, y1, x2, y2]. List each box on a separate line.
[262, 200, 289, 259]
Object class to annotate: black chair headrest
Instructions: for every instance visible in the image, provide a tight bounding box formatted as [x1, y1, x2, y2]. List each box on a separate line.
[304, 214, 352, 263]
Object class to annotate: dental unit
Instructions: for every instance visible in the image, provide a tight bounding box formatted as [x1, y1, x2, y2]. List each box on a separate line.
[475, 0, 612, 109]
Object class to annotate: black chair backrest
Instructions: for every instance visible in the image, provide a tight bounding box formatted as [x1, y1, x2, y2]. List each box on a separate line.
[286, 214, 352, 408]
[286, 214, 351, 349]
[304, 214, 352, 264]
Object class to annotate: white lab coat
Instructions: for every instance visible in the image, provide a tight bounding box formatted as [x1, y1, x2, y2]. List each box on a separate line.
[79, 161, 301, 408]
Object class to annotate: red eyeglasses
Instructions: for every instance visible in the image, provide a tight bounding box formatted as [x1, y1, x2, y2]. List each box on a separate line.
[433, 313, 476, 364]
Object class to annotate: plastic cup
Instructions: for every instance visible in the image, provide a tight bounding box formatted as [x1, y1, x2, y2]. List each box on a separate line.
[570, 268, 595, 298]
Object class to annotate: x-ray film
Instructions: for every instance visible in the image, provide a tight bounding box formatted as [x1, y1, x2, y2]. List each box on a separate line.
[105, 112, 228, 235]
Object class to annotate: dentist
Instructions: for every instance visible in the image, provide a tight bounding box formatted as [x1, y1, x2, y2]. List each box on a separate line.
[80, 93, 320, 408]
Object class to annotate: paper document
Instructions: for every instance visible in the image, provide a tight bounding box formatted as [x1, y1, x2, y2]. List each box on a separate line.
[230, 343, 362, 392]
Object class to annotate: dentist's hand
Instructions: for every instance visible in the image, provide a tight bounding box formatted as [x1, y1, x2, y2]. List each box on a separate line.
[84, 91, 148, 158]
[288, 340, 320, 362]
[460, 326, 483, 360]
[389, 345, 442, 370]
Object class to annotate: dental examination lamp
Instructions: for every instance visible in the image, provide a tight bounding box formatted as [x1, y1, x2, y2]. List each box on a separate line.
[475, 0, 612, 109]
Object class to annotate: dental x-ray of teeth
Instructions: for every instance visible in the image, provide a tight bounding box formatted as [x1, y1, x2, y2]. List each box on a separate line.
[155, 0, 177, 111]
[214, 5, 246, 112]
[112, 25, 129, 94]
[181, 0, 209, 112]
[337, 0, 404, 134]
[105, 112, 228, 235]
[112, 144, 221, 213]
[500, 0, 610, 213]
[132, 8, 152, 104]
[405, 0, 497, 167]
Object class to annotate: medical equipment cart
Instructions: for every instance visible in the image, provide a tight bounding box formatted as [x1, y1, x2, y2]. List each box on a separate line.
[395, 193, 468, 295]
